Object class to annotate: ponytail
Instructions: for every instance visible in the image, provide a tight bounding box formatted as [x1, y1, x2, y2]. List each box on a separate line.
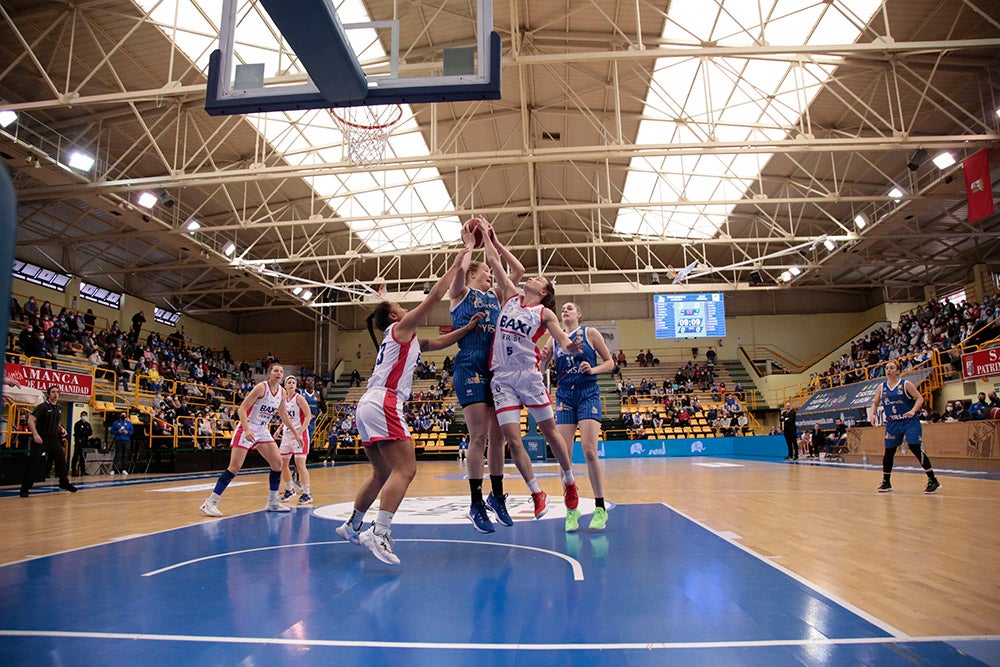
[540, 278, 556, 313]
[366, 302, 393, 351]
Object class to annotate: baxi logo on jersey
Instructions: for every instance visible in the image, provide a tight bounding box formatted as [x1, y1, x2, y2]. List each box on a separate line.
[259, 404, 277, 416]
[498, 314, 532, 336]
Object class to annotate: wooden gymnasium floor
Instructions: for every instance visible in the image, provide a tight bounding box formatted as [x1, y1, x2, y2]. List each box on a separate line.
[0, 456, 998, 665]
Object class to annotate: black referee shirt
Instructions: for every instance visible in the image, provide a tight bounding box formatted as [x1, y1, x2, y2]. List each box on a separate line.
[32, 401, 63, 439]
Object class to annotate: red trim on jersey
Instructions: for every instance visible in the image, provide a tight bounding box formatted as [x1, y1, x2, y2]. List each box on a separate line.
[384, 324, 415, 391]
[382, 389, 410, 440]
[525, 400, 552, 408]
[230, 425, 244, 448]
[496, 405, 522, 414]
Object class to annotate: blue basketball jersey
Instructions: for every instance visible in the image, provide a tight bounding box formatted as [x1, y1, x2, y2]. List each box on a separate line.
[554, 326, 599, 390]
[301, 389, 323, 421]
[450, 287, 500, 371]
[881, 379, 916, 421]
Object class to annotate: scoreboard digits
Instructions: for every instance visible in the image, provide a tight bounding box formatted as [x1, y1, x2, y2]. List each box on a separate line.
[653, 293, 726, 339]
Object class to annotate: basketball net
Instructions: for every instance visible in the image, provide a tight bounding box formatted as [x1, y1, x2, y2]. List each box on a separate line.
[332, 104, 403, 168]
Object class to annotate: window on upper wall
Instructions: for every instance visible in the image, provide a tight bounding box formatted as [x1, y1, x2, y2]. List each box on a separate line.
[79, 281, 123, 309]
[12, 260, 71, 292]
[153, 307, 180, 326]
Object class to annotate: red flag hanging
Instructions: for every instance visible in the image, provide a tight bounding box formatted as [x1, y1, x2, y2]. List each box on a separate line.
[963, 149, 994, 223]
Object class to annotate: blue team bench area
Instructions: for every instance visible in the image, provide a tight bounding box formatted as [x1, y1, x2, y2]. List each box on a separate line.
[567, 435, 787, 463]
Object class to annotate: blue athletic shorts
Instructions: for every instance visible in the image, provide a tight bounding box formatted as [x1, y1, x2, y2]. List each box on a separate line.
[452, 366, 493, 407]
[555, 383, 602, 425]
[884, 417, 921, 448]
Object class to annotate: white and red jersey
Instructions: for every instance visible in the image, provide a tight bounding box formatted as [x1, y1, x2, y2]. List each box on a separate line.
[246, 381, 283, 427]
[491, 295, 546, 373]
[284, 394, 308, 431]
[279, 394, 310, 454]
[366, 322, 420, 399]
[231, 380, 283, 449]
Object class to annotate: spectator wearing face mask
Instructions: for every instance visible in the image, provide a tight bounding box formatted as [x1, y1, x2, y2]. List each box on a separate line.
[968, 392, 991, 420]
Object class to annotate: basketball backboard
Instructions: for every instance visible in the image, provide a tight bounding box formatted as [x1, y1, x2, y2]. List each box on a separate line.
[205, 0, 500, 116]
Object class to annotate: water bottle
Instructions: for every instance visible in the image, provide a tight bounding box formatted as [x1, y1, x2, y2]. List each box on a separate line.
[862, 451, 868, 466]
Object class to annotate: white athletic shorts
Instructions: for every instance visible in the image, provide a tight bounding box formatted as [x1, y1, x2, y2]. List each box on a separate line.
[279, 429, 310, 456]
[231, 421, 275, 450]
[356, 387, 411, 446]
[491, 368, 553, 426]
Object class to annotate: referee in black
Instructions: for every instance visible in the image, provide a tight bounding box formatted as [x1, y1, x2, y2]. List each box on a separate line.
[20, 385, 77, 497]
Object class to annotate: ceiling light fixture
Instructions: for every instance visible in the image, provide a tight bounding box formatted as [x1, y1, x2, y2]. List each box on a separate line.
[789, 266, 802, 276]
[0, 110, 16, 128]
[888, 187, 904, 201]
[854, 214, 868, 229]
[137, 191, 158, 209]
[823, 239, 836, 252]
[932, 152, 956, 169]
[292, 287, 303, 296]
[186, 219, 201, 232]
[67, 151, 95, 172]
[223, 242, 237, 256]
[302, 290, 313, 300]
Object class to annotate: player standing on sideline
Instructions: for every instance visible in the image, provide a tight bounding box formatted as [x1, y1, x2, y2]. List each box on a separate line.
[870, 360, 941, 494]
[448, 218, 538, 533]
[482, 220, 582, 519]
[541, 302, 615, 532]
[277, 376, 313, 504]
[336, 234, 484, 565]
[199, 363, 304, 516]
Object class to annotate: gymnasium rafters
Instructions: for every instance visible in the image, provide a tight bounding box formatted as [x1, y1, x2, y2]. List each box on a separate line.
[1, 0, 998, 333]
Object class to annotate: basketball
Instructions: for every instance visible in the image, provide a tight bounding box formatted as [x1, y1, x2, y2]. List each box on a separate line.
[465, 217, 485, 248]
[991, 407, 1000, 420]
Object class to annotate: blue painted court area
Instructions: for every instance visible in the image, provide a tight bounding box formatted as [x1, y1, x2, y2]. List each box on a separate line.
[0, 503, 995, 665]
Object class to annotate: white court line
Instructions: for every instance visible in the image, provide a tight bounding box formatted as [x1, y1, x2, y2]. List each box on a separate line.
[660, 502, 908, 638]
[0, 507, 261, 570]
[0, 629, 996, 651]
[142, 539, 585, 581]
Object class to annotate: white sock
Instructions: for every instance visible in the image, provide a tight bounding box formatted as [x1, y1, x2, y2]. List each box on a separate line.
[348, 508, 365, 530]
[526, 478, 541, 494]
[268, 490, 278, 502]
[303, 485, 310, 494]
[562, 470, 576, 485]
[208, 492, 220, 503]
[375, 510, 393, 535]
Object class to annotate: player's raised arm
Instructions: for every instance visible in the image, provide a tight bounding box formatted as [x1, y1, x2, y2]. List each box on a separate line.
[395, 243, 474, 342]
[482, 221, 517, 302]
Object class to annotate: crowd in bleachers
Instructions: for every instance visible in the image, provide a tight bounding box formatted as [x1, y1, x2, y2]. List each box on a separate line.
[6, 295, 339, 452]
[809, 294, 1000, 390]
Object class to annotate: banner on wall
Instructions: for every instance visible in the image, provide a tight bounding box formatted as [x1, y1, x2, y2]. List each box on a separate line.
[962, 347, 1000, 380]
[592, 321, 621, 354]
[3, 362, 94, 401]
[797, 367, 933, 428]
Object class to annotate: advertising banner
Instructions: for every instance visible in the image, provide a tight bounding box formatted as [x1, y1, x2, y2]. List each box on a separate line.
[962, 348, 1000, 380]
[3, 362, 94, 401]
[797, 367, 932, 428]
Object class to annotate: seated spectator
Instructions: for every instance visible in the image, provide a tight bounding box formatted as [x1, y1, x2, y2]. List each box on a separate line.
[736, 412, 749, 435]
[826, 418, 848, 453]
[616, 350, 627, 368]
[811, 423, 825, 457]
[636, 351, 647, 367]
[644, 349, 653, 366]
[798, 429, 812, 455]
[969, 392, 991, 420]
[952, 399, 972, 422]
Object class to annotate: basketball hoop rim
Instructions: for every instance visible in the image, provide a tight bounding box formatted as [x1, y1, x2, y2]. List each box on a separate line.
[332, 104, 404, 130]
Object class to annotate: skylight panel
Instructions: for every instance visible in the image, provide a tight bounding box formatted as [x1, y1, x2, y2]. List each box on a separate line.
[136, 0, 462, 255]
[616, 0, 881, 239]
